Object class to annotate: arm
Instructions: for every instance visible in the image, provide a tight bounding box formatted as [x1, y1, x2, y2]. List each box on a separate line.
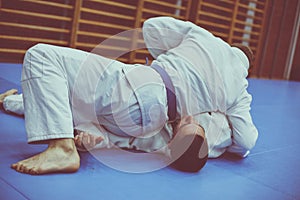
[142, 16, 220, 70]
[226, 90, 258, 157]
[142, 17, 196, 58]
[196, 112, 233, 158]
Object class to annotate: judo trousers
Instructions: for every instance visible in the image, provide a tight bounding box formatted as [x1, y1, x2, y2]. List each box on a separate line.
[22, 44, 89, 143]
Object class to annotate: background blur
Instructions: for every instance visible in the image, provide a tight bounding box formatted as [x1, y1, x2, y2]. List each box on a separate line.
[0, 0, 299, 80]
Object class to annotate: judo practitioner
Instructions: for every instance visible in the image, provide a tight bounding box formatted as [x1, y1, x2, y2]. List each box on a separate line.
[1, 16, 258, 175]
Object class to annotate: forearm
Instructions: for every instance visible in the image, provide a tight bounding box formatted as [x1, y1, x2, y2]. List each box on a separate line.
[226, 113, 258, 158]
[227, 91, 258, 157]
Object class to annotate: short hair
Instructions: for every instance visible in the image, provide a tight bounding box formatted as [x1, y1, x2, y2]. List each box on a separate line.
[170, 134, 208, 173]
[231, 43, 254, 67]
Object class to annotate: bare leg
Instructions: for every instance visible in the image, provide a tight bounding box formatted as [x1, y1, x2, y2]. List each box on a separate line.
[0, 89, 18, 109]
[11, 139, 80, 175]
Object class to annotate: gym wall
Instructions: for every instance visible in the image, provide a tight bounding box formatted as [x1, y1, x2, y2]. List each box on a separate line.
[0, 0, 299, 80]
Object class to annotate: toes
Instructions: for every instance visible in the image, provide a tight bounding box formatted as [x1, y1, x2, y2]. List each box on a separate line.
[17, 163, 25, 173]
[11, 162, 23, 173]
[1, 89, 18, 97]
[28, 167, 39, 175]
[11, 162, 28, 174]
[11, 163, 16, 168]
[11, 145, 80, 175]
[7, 89, 18, 95]
[22, 165, 33, 174]
[12, 89, 18, 94]
[11, 163, 18, 170]
[11, 162, 39, 175]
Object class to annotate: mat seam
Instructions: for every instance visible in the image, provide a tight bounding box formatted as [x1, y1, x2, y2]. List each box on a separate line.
[0, 176, 30, 200]
[245, 176, 297, 200]
[248, 144, 300, 157]
[211, 163, 297, 199]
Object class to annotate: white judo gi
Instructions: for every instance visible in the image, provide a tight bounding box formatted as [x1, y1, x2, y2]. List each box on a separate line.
[19, 43, 170, 151]
[142, 17, 258, 157]
[3, 17, 258, 158]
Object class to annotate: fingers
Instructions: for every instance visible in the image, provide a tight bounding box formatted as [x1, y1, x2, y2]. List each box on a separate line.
[74, 134, 81, 148]
[82, 132, 92, 147]
[74, 131, 103, 150]
[95, 136, 104, 144]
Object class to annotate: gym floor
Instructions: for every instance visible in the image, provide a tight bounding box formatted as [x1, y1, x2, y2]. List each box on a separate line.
[0, 63, 299, 200]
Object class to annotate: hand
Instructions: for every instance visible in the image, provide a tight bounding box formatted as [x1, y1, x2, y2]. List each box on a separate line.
[74, 131, 103, 151]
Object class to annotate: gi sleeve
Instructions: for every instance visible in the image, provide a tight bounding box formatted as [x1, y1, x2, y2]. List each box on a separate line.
[226, 89, 258, 157]
[196, 112, 233, 158]
[142, 16, 195, 58]
[3, 94, 24, 115]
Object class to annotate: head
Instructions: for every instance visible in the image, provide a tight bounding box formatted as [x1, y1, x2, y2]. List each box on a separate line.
[169, 116, 208, 172]
[231, 43, 254, 67]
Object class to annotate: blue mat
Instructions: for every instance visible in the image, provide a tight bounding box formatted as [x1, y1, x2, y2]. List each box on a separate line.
[0, 63, 299, 200]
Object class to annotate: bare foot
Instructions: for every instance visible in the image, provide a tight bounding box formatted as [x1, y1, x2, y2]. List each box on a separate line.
[0, 89, 18, 109]
[11, 139, 80, 175]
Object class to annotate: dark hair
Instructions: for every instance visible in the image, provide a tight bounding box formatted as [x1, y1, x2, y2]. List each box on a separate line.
[170, 134, 208, 173]
[231, 43, 254, 67]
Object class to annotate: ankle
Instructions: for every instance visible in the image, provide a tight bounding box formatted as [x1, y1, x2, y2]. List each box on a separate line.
[48, 138, 76, 153]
